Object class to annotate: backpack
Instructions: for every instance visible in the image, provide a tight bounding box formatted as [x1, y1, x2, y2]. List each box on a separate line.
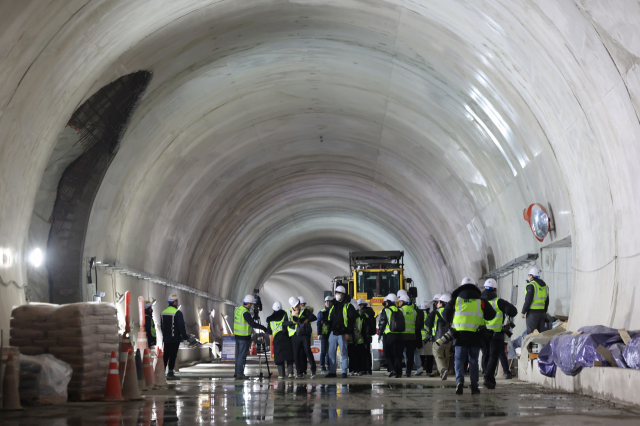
[389, 308, 405, 333]
[361, 309, 376, 336]
[296, 322, 312, 336]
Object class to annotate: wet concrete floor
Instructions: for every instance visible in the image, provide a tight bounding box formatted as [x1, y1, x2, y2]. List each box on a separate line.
[2, 358, 639, 425]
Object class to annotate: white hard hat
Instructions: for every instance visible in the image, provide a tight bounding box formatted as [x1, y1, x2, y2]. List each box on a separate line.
[431, 294, 442, 302]
[386, 293, 397, 303]
[399, 294, 411, 303]
[484, 278, 497, 289]
[439, 293, 452, 303]
[168, 294, 179, 302]
[288, 296, 300, 308]
[272, 301, 282, 311]
[357, 298, 367, 305]
[144, 300, 153, 309]
[324, 296, 334, 302]
[335, 285, 346, 294]
[243, 294, 255, 304]
[298, 296, 306, 304]
[420, 301, 429, 310]
[529, 267, 540, 277]
[397, 289, 408, 297]
[460, 277, 476, 286]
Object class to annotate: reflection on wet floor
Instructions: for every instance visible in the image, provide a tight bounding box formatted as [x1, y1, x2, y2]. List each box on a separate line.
[2, 369, 640, 425]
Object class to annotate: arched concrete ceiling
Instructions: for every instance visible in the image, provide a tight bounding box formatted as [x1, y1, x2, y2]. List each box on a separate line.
[2, 1, 640, 332]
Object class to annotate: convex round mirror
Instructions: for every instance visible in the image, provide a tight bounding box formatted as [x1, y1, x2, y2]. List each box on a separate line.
[523, 203, 550, 242]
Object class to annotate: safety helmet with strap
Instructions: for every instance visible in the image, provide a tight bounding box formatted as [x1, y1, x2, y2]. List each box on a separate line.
[452, 297, 484, 332]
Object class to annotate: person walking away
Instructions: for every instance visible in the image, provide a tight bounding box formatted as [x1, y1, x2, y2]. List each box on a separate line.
[233, 295, 268, 379]
[442, 278, 495, 395]
[288, 296, 317, 378]
[317, 296, 333, 374]
[266, 301, 295, 379]
[377, 293, 404, 378]
[160, 294, 189, 379]
[379, 296, 392, 373]
[417, 301, 433, 373]
[348, 301, 365, 375]
[397, 293, 417, 377]
[521, 267, 549, 334]
[358, 299, 376, 375]
[428, 293, 453, 379]
[326, 285, 357, 378]
[144, 300, 157, 348]
[482, 279, 517, 388]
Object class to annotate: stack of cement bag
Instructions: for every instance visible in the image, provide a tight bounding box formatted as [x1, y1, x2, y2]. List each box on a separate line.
[10, 302, 119, 401]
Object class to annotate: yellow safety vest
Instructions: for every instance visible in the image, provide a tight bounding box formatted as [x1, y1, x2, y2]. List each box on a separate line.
[530, 280, 549, 310]
[383, 306, 400, 334]
[234, 306, 252, 337]
[452, 298, 484, 332]
[270, 316, 285, 338]
[485, 299, 504, 331]
[401, 304, 416, 334]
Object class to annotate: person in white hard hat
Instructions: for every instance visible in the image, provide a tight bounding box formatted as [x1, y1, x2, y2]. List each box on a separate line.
[481, 278, 517, 388]
[430, 294, 442, 312]
[161, 294, 189, 379]
[317, 296, 333, 374]
[287, 296, 317, 378]
[377, 293, 403, 377]
[521, 267, 550, 334]
[442, 278, 496, 395]
[298, 296, 307, 308]
[326, 285, 357, 378]
[144, 300, 157, 348]
[266, 301, 295, 379]
[417, 301, 434, 374]
[358, 298, 376, 375]
[398, 293, 419, 377]
[425, 293, 449, 378]
[233, 294, 268, 379]
[296, 295, 314, 376]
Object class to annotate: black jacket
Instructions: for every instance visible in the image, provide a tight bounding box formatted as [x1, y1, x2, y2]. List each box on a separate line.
[290, 307, 317, 335]
[144, 310, 157, 347]
[425, 305, 450, 340]
[442, 284, 496, 347]
[266, 310, 294, 364]
[360, 306, 376, 337]
[481, 289, 518, 319]
[376, 304, 396, 337]
[522, 278, 549, 314]
[160, 306, 188, 343]
[328, 296, 357, 335]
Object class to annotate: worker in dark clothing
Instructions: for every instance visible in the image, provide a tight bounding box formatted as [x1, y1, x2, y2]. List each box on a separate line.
[326, 285, 357, 378]
[442, 277, 496, 395]
[160, 294, 189, 379]
[358, 299, 376, 375]
[521, 267, 550, 334]
[144, 300, 157, 347]
[288, 296, 317, 378]
[233, 294, 268, 379]
[317, 296, 333, 374]
[267, 301, 295, 379]
[481, 279, 517, 389]
[377, 293, 404, 378]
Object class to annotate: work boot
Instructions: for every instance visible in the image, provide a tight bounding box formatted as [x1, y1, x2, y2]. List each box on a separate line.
[167, 371, 177, 380]
[236, 374, 248, 380]
[325, 373, 337, 378]
[504, 372, 512, 379]
[341, 373, 348, 378]
[440, 368, 448, 380]
[415, 367, 424, 376]
[471, 386, 481, 395]
[483, 379, 495, 390]
[455, 383, 464, 395]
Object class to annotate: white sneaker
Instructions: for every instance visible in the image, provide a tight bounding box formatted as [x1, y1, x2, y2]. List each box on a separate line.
[415, 367, 424, 376]
[310, 373, 316, 379]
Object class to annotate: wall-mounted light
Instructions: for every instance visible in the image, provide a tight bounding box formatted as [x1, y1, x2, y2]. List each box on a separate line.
[151, 298, 157, 307]
[178, 305, 182, 311]
[198, 308, 204, 315]
[29, 248, 44, 267]
[115, 292, 125, 303]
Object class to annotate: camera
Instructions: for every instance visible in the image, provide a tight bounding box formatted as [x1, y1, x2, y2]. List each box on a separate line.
[503, 320, 516, 338]
[434, 329, 457, 347]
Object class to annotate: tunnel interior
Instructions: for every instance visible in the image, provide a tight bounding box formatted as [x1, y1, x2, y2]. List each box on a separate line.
[2, 1, 640, 349]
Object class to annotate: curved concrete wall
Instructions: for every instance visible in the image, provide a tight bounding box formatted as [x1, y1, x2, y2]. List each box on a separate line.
[1, 0, 640, 341]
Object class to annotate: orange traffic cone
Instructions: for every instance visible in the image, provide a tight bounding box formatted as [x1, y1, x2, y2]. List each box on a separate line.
[103, 351, 124, 401]
[154, 348, 167, 387]
[143, 349, 155, 388]
[121, 349, 142, 400]
[105, 404, 122, 426]
[140, 398, 154, 426]
[135, 349, 147, 391]
[2, 353, 22, 410]
[155, 396, 166, 426]
[251, 341, 257, 355]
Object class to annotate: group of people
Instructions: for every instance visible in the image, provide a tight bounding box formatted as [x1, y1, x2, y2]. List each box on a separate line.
[232, 267, 550, 395]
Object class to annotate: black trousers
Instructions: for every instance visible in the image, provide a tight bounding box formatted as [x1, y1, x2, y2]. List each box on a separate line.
[403, 339, 416, 375]
[163, 342, 180, 371]
[362, 342, 372, 373]
[292, 335, 316, 374]
[385, 334, 404, 376]
[526, 311, 547, 334]
[484, 334, 508, 383]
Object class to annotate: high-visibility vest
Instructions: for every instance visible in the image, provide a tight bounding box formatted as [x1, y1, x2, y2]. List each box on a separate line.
[383, 306, 400, 334]
[452, 298, 484, 332]
[485, 299, 504, 331]
[433, 307, 444, 337]
[146, 313, 156, 337]
[530, 280, 549, 310]
[234, 306, 252, 337]
[286, 308, 302, 337]
[329, 304, 348, 328]
[270, 316, 285, 338]
[355, 315, 364, 344]
[320, 308, 330, 335]
[421, 329, 428, 341]
[400, 304, 416, 334]
[161, 306, 178, 337]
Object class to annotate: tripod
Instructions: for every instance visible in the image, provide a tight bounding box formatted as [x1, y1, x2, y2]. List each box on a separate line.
[256, 332, 272, 381]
